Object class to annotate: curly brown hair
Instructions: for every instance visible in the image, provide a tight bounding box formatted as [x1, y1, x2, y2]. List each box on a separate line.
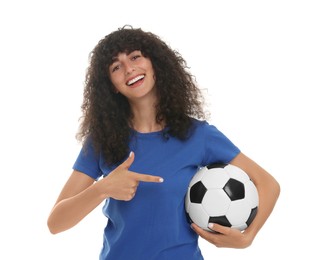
[77, 26, 206, 166]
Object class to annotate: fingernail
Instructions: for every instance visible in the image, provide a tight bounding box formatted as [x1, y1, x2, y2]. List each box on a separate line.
[159, 178, 164, 183]
[129, 151, 133, 157]
[208, 223, 214, 229]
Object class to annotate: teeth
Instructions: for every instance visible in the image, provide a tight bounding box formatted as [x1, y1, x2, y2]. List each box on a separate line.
[127, 75, 144, 86]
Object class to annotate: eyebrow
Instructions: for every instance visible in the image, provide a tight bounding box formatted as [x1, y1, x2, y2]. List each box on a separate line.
[110, 56, 119, 64]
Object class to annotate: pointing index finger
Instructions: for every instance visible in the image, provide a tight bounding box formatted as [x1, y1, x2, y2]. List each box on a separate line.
[132, 172, 164, 183]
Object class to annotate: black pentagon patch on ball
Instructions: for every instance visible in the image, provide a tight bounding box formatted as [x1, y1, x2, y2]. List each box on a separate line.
[207, 163, 227, 169]
[209, 216, 231, 227]
[190, 181, 207, 203]
[223, 178, 245, 201]
[246, 207, 258, 227]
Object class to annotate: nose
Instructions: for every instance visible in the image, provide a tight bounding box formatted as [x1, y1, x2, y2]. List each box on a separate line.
[124, 61, 135, 75]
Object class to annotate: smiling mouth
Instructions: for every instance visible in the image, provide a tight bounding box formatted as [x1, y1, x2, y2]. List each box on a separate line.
[126, 75, 145, 86]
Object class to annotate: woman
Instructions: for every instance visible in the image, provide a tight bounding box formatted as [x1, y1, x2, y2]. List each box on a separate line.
[47, 26, 280, 259]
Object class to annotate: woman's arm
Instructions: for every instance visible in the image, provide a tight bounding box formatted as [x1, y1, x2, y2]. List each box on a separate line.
[47, 152, 163, 234]
[47, 170, 104, 234]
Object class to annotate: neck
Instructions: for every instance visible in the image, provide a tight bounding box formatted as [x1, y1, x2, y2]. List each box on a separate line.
[129, 99, 164, 133]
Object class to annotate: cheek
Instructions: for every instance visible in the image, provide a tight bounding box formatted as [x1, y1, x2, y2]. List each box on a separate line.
[110, 74, 124, 87]
[149, 65, 156, 81]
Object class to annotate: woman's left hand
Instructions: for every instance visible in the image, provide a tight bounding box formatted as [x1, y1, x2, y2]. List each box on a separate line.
[191, 223, 253, 249]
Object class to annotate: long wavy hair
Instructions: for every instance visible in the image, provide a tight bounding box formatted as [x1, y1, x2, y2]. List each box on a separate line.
[77, 26, 206, 166]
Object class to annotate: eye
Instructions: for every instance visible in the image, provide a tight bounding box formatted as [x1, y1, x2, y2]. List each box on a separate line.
[129, 50, 142, 60]
[131, 54, 141, 61]
[111, 64, 120, 72]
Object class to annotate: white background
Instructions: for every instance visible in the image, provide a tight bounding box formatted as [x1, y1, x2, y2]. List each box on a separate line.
[1, 0, 324, 259]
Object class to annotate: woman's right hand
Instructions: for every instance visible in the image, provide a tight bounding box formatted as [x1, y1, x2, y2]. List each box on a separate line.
[99, 151, 163, 201]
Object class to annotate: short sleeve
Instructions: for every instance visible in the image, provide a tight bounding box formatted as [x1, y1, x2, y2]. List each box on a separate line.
[72, 139, 103, 180]
[201, 122, 240, 166]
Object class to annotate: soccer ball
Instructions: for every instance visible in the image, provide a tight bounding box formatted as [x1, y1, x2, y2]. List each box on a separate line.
[185, 163, 258, 231]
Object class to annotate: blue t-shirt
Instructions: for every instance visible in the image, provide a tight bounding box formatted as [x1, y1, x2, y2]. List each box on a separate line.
[73, 120, 240, 260]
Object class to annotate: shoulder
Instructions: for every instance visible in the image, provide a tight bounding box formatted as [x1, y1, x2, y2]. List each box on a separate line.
[190, 118, 215, 134]
[185, 118, 219, 143]
[73, 137, 103, 180]
[189, 118, 206, 130]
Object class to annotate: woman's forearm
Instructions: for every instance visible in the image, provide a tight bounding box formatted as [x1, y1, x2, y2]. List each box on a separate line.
[47, 181, 106, 234]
